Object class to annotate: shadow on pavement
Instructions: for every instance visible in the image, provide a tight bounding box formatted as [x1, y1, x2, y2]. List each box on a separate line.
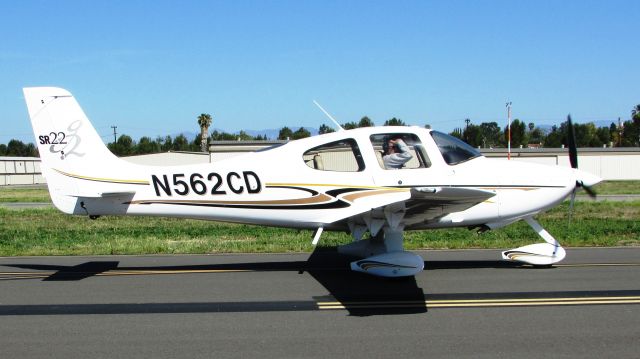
[4, 248, 525, 316]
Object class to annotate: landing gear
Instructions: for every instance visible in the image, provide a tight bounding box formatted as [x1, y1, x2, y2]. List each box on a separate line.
[337, 203, 424, 277]
[502, 217, 566, 266]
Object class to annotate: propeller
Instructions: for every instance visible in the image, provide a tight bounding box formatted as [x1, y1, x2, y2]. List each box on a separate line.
[566, 115, 597, 221]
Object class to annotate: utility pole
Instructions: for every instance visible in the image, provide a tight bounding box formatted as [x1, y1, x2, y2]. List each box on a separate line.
[617, 117, 623, 147]
[506, 102, 512, 160]
[464, 118, 470, 142]
[111, 126, 118, 144]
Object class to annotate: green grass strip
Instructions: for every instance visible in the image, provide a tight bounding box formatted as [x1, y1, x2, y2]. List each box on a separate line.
[0, 201, 638, 256]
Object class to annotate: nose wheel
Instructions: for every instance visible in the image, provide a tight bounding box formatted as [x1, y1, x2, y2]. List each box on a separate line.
[502, 217, 566, 266]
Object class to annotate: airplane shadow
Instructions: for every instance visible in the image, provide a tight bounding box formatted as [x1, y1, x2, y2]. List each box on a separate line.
[306, 248, 428, 316]
[5, 248, 525, 316]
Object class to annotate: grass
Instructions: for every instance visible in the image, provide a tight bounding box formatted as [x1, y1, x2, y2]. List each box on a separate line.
[0, 201, 638, 256]
[0, 186, 51, 203]
[590, 180, 640, 195]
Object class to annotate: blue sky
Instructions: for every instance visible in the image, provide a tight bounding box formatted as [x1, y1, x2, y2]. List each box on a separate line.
[1, 0, 638, 143]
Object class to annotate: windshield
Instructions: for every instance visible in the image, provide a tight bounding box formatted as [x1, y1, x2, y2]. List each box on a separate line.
[430, 131, 482, 165]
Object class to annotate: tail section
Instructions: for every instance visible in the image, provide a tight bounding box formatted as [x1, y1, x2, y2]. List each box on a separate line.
[24, 87, 119, 166]
[23, 87, 137, 214]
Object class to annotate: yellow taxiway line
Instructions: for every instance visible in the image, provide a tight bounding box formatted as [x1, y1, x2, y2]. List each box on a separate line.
[318, 296, 640, 310]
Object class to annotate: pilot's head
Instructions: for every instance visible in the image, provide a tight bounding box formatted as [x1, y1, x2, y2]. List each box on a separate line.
[382, 135, 401, 154]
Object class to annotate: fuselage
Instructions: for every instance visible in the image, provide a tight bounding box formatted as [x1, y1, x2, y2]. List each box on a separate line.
[53, 126, 583, 231]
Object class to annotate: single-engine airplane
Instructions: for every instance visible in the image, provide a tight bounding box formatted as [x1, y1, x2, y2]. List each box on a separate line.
[24, 87, 601, 277]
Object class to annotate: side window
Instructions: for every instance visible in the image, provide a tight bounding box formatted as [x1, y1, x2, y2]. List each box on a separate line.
[369, 133, 431, 170]
[303, 139, 365, 172]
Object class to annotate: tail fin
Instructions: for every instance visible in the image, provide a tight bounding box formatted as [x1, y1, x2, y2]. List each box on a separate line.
[23, 87, 119, 167]
[23, 87, 134, 214]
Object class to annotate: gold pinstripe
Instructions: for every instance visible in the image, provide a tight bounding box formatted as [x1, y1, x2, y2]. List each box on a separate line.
[54, 169, 149, 185]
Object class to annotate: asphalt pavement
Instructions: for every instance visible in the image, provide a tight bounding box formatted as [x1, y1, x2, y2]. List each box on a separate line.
[1, 248, 639, 359]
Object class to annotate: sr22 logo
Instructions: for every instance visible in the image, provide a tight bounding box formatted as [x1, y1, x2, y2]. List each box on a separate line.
[39, 120, 85, 159]
[152, 171, 262, 197]
[39, 132, 67, 145]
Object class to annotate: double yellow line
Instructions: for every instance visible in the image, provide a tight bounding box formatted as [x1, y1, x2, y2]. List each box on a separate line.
[318, 296, 640, 310]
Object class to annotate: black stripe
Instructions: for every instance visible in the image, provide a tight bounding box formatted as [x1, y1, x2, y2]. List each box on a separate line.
[325, 188, 368, 197]
[133, 200, 351, 210]
[265, 185, 319, 196]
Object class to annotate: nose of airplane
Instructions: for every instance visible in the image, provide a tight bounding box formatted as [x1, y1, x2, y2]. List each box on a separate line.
[573, 169, 602, 188]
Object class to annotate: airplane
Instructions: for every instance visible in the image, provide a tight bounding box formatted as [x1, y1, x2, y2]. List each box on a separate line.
[23, 87, 602, 277]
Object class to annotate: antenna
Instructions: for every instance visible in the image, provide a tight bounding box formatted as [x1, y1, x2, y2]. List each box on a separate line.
[313, 100, 344, 131]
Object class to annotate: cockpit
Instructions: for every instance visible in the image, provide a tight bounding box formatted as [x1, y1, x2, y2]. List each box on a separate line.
[301, 128, 482, 172]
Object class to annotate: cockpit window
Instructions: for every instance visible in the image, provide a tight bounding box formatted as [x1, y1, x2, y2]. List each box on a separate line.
[430, 131, 482, 165]
[303, 139, 365, 172]
[369, 133, 431, 170]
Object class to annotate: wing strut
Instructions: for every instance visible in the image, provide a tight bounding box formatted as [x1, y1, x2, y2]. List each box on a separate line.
[311, 227, 323, 246]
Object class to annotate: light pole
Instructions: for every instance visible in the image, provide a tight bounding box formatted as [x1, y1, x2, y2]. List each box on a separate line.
[506, 102, 512, 160]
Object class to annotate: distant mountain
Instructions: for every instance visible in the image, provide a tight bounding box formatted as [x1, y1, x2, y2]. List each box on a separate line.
[168, 131, 199, 140]
[245, 127, 318, 140]
[242, 128, 280, 140]
[207, 127, 318, 140]
[537, 120, 616, 134]
[590, 120, 618, 128]
[537, 124, 553, 133]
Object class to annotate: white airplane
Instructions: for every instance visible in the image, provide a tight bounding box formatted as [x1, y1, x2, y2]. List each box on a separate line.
[23, 87, 602, 277]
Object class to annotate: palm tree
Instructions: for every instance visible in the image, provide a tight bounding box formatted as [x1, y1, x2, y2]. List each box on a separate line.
[197, 113, 212, 152]
[632, 105, 640, 120]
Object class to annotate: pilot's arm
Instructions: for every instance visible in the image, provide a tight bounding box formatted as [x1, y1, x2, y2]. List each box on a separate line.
[383, 139, 413, 169]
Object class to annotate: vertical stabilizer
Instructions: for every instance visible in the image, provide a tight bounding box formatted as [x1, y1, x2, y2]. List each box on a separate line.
[23, 87, 119, 166]
[23, 87, 126, 213]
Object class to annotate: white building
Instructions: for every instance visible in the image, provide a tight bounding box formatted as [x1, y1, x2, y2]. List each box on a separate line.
[2, 145, 639, 186]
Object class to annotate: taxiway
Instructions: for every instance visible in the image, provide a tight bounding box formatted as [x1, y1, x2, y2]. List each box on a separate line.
[1, 248, 639, 358]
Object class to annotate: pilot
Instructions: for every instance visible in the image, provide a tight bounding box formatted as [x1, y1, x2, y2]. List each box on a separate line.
[382, 136, 413, 169]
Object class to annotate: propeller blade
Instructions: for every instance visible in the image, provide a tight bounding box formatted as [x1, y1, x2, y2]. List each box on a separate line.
[568, 187, 576, 223]
[566, 118, 598, 223]
[567, 115, 578, 169]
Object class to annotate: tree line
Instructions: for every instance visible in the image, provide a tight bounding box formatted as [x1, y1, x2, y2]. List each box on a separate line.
[2, 105, 639, 157]
[450, 109, 640, 148]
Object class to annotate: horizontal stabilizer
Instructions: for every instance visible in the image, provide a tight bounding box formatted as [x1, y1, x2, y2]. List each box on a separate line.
[100, 191, 137, 198]
[70, 191, 136, 198]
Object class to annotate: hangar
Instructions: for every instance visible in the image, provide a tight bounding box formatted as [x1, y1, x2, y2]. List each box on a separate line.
[1, 143, 639, 186]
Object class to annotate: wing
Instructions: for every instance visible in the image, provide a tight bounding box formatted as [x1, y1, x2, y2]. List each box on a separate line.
[319, 186, 495, 231]
[315, 187, 412, 225]
[403, 187, 496, 228]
